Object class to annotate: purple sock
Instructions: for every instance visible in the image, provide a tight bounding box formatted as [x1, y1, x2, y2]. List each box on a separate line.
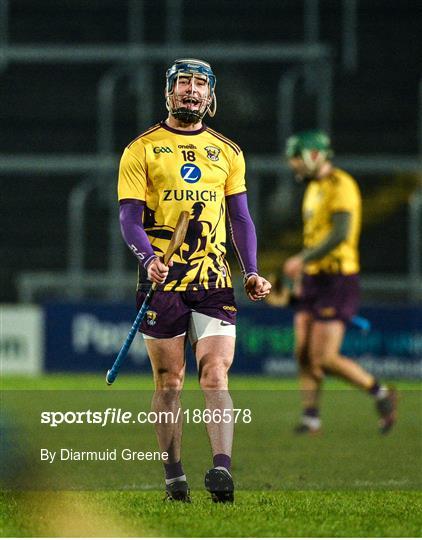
[213, 453, 231, 471]
[304, 407, 319, 418]
[164, 461, 184, 480]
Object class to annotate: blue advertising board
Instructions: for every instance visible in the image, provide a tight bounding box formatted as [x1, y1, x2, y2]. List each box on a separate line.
[44, 303, 150, 373]
[44, 302, 422, 378]
[237, 305, 422, 379]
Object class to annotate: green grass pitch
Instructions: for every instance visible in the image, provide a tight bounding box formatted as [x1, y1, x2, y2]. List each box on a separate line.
[1, 374, 421, 537]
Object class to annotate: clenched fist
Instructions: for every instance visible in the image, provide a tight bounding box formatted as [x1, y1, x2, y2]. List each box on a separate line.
[244, 274, 272, 302]
[147, 257, 173, 285]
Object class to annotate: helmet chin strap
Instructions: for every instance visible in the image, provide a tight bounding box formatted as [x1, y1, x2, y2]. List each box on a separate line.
[167, 96, 215, 123]
[172, 108, 203, 124]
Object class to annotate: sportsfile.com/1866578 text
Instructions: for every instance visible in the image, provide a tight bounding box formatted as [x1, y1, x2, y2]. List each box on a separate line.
[40, 408, 252, 428]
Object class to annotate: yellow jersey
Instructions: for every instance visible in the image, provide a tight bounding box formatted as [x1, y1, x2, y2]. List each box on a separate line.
[303, 168, 361, 275]
[118, 121, 246, 291]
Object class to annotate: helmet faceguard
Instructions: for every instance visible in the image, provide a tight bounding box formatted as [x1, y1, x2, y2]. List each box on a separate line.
[165, 58, 217, 123]
[285, 130, 333, 176]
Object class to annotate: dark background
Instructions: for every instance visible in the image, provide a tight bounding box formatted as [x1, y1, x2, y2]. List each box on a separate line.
[1, 0, 421, 303]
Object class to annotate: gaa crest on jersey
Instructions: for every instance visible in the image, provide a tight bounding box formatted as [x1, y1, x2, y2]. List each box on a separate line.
[146, 310, 158, 326]
[204, 146, 221, 161]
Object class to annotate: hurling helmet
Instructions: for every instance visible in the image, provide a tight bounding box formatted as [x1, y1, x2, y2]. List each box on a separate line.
[165, 58, 217, 122]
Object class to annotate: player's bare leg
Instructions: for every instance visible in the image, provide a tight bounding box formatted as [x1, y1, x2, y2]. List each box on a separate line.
[195, 335, 235, 502]
[309, 320, 397, 433]
[310, 321, 374, 388]
[294, 312, 323, 433]
[145, 335, 190, 501]
[196, 335, 235, 455]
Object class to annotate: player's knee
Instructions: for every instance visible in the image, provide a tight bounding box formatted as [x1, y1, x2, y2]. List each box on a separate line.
[198, 360, 229, 390]
[302, 352, 323, 380]
[200, 372, 228, 390]
[155, 369, 184, 391]
[310, 365, 325, 381]
[312, 352, 336, 371]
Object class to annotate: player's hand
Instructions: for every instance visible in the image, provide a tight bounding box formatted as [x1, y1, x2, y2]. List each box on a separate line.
[147, 257, 173, 284]
[244, 274, 272, 302]
[283, 255, 304, 280]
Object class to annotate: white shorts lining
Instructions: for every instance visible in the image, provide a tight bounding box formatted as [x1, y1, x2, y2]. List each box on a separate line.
[142, 312, 235, 343]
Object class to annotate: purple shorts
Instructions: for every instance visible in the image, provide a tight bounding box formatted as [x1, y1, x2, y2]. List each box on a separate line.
[136, 288, 237, 338]
[296, 273, 360, 323]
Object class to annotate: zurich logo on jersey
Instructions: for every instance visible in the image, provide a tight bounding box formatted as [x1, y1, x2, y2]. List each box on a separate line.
[180, 163, 201, 184]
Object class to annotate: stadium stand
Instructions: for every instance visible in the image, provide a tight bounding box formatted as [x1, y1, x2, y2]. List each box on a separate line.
[1, 0, 421, 302]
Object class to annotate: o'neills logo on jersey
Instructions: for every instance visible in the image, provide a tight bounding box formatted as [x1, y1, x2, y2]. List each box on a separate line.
[178, 144, 197, 149]
[163, 190, 217, 202]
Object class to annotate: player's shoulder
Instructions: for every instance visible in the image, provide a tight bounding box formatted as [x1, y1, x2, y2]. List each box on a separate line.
[204, 125, 242, 156]
[329, 167, 358, 188]
[126, 123, 163, 151]
[330, 167, 356, 184]
[328, 168, 361, 204]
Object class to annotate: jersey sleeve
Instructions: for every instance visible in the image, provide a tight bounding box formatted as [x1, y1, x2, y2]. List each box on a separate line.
[225, 150, 246, 196]
[117, 145, 147, 202]
[329, 175, 359, 213]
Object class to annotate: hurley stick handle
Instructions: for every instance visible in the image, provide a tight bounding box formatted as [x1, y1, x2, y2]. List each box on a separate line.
[162, 210, 190, 266]
[106, 210, 190, 385]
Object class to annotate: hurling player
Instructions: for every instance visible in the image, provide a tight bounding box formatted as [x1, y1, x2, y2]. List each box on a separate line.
[282, 130, 396, 436]
[118, 59, 271, 502]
